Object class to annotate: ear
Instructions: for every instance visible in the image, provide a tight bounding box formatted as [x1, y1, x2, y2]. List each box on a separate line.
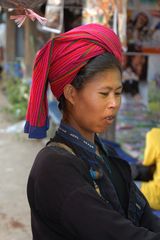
[63, 84, 76, 105]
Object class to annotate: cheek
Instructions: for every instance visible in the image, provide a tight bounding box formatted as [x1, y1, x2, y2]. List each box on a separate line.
[76, 94, 100, 116]
[79, 100, 98, 114]
[115, 98, 121, 113]
[87, 94, 104, 114]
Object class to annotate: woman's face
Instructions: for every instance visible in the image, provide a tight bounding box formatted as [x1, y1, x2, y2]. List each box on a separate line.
[131, 56, 145, 76]
[65, 68, 122, 141]
[135, 13, 148, 29]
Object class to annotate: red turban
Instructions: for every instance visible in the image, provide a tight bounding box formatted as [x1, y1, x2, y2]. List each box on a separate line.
[24, 23, 122, 138]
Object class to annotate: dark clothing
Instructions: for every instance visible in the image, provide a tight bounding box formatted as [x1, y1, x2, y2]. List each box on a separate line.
[27, 122, 160, 240]
[131, 163, 156, 182]
[99, 148, 129, 215]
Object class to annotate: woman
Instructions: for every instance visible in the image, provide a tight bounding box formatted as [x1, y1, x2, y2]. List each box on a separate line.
[131, 128, 160, 210]
[25, 23, 160, 239]
[127, 11, 149, 52]
[141, 128, 160, 210]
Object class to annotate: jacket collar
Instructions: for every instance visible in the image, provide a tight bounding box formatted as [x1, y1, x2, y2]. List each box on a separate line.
[56, 121, 98, 154]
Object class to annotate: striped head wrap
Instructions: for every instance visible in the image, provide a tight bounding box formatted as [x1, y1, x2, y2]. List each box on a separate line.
[24, 23, 122, 138]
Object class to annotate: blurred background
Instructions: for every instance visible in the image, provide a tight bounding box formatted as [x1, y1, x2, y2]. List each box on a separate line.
[0, 0, 160, 239]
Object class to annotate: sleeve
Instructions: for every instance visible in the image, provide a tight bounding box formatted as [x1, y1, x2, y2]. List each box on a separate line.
[130, 163, 155, 181]
[60, 185, 160, 240]
[134, 183, 160, 232]
[140, 198, 160, 232]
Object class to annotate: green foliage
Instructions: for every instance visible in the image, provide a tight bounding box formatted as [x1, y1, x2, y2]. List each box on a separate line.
[3, 73, 29, 120]
[148, 80, 160, 113]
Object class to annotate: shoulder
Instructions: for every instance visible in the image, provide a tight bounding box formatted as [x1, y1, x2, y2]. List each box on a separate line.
[147, 128, 160, 137]
[28, 145, 91, 202]
[27, 146, 92, 224]
[31, 145, 86, 177]
[146, 128, 160, 145]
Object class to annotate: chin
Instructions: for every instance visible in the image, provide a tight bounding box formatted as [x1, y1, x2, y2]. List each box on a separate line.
[96, 125, 110, 134]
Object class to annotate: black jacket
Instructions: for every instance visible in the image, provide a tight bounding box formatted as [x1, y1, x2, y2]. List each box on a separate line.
[27, 123, 160, 240]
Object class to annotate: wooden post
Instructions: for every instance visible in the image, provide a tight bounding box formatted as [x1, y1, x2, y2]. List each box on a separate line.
[24, 19, 37, 77]
[6, 12, 16, 62]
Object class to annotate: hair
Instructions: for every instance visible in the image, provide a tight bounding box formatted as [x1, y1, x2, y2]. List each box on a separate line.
[58, 52, 122, 111]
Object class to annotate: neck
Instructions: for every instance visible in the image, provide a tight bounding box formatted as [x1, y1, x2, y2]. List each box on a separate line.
[62, 117, 95, 143]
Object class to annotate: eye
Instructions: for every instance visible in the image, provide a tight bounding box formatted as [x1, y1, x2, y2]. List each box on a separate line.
[115, 88, 123, 95]
[115, 91, 122, 96]
[99, 92, 109, 96]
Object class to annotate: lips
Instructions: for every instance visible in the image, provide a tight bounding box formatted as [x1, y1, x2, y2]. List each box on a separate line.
[105, 115, 115, 121]
[106, 116, 115, 121]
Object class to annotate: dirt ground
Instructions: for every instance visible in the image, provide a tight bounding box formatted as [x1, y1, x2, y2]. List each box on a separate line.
[0, 86, 45, 240]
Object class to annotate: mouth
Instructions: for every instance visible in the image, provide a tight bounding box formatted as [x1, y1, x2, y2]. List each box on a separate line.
[104, 115, 115, 122]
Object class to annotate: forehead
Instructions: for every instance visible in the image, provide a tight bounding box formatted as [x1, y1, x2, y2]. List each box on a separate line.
[84, 68, 122, 89]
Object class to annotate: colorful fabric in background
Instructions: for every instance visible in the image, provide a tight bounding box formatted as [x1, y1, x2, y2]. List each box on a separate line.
[24, 23, 122, 139]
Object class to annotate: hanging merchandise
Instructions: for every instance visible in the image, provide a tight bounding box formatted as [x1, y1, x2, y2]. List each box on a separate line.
[117, 0, 127, 52]
[63, 0, 83, 31]
[0, 0, 47, 27]
[82, 0, 116, 27]
[42, 0, 64, 34]
[127, 0, 160, 54]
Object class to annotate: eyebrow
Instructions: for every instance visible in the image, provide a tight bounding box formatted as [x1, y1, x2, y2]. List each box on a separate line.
[98, 86, 123, 91]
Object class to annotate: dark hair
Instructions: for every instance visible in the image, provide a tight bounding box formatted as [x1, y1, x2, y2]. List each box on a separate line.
[58, 52, 122, 111]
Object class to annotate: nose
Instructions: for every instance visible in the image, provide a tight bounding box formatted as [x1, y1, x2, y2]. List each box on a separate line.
[107, 94, 120, 109]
